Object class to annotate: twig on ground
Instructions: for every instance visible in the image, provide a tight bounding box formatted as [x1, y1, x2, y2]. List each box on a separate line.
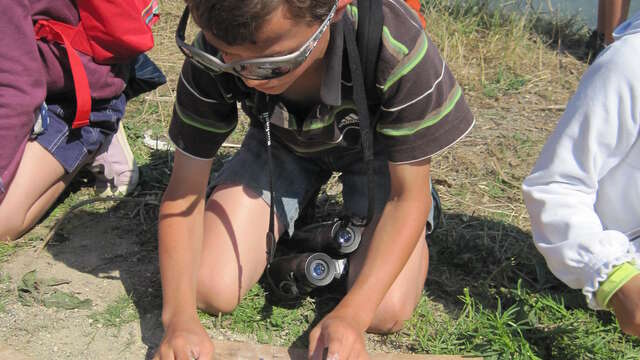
[535, 105, 565, 111]
[491, 158, 521, 188]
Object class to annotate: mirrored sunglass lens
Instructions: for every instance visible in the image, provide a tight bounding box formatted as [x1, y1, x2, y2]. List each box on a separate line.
[236, 59, 303, 79]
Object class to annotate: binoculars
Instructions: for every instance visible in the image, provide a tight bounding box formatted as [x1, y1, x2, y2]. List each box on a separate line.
[266, 217, 365, 298]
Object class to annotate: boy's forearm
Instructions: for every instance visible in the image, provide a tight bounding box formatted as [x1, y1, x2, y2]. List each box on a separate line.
[337, 194, 431, 329]
[158, 191, 206, 326]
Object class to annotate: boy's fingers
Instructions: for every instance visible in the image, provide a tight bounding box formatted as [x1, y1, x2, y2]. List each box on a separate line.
[308, 326, 323, 359]
[325, 330, 351, 360]
[176, 347, 195, 360]
[154, 346, 175, 360]
[197, 342, 216, 360]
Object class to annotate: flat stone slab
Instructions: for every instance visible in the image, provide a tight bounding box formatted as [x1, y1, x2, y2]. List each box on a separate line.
[212, 340, 482, 359]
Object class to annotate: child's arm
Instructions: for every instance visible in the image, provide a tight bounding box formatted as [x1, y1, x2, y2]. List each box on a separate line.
[609, 274, 640, 337]
[154, 149, 214, 360]
[0, 0, 46, 202]
[309, 158, 432, 359]
[522, 41, 640, 310]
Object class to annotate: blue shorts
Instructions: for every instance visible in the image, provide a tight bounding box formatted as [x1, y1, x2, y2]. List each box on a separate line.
[212, 127, 435, 236]
[35, 94, 126, 174]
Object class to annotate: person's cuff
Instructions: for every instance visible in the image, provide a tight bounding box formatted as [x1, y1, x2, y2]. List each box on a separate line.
[595, 262, 640, 309]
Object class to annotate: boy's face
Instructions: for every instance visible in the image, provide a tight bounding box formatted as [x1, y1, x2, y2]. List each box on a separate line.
[203, 4, 331, 95]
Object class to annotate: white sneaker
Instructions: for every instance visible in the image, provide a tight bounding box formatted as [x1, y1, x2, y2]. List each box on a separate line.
[88, 122, 139, 196]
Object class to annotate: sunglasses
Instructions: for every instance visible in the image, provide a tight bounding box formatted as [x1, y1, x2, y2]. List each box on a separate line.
[175, 2, 338, 80]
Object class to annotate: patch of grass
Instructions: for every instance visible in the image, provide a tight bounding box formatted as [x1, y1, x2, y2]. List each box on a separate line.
[483, 67, 529, 98]
[486, 180, 506, 199]
[404, 283, 640, 359]
[89, 294, 139, 330]
[0, 273, 11, 313]
[422, 0, 584, 106]
[216, 286, 318, 346]
[0, 242, 16, 262]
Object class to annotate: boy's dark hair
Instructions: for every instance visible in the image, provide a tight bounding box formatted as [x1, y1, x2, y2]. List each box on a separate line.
[185, 0, 335, 46]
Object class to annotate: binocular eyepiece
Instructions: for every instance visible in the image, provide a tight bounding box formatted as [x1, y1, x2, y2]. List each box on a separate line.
[288, 217, 365, 256]
[267, 252, 348, 298]
[266, 217, 364, 299]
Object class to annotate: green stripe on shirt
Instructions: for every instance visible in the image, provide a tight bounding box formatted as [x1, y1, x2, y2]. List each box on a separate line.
[383, 32, 428, 92]
[377, 84, 462, 136]
[382, 26, 409, 59]
[175, 103, 235, 133]
[347, 4, 358, 27]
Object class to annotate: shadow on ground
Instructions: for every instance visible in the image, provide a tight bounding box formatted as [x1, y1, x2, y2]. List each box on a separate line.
[40, 148, 234, 359]
[41, 164, 587, 358]
[426, 211, 583, 312]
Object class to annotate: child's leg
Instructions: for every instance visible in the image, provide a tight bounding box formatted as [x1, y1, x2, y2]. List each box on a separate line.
[0, 140, 69, 241]
[346, 222, 428, 333]
[0, 95, 130, 242]
[195, 184, 284, 314]
[194, 127, 328, 314]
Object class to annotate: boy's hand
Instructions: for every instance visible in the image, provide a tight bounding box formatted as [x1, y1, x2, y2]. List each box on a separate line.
[153, 315, 214, 360]
[609, 274, 640, 337]
[308, 310, 369, 360]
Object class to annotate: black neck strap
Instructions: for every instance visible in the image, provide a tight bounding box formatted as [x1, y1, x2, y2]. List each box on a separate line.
[344, 14, 376, 227]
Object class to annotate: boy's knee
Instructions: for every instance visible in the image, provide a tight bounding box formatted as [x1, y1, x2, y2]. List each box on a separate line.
[196, 276, 241, 314]
[367, 294, 416, 334]
[0, 208, 24, 242]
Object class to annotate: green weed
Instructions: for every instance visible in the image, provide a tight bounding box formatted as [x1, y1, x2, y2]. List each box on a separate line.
[89, 294, 139, 330]
[218, 286, 318, 346]
[483, 68, 529, 98]
[0, 242, 16, 262]
[0, 273, 11, 313]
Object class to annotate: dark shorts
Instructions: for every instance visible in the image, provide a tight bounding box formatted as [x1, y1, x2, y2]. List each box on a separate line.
[212, 127, 435, 236]
[35, 94, 127, 174]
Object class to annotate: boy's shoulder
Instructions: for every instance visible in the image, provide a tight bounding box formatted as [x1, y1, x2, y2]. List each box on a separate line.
[346, 0, 446, 94]
[347, 0, 428, 65]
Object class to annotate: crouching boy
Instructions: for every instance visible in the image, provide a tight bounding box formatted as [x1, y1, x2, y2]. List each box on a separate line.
[155, 0, 474, 359]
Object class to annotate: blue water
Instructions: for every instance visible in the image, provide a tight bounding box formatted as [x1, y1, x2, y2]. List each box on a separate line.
[509, 1, 640, 28]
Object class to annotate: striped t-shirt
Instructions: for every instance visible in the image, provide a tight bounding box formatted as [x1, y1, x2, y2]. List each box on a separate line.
[169, 0, 474, 164]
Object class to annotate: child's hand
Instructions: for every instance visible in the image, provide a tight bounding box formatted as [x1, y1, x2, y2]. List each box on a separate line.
[308, 310, 369, 360]
[609, 274, 640, 337]
[153, 315, 214, 360]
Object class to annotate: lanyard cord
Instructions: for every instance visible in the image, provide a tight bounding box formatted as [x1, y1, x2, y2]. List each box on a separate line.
[258, 93, 277, 265]
[260, 93, 294, 299]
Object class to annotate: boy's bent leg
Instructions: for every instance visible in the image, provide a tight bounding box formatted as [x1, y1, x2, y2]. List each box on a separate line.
[196, 184, 284, 314]
[0, 141, 69, 241]
[195, 128, 327, 314]
[346, 223, 428, 334]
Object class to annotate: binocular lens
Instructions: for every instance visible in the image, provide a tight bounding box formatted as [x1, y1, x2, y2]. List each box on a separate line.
[335, 228, 353, 246]
[310, 259, 328, 280]
[304, 253, 336, 287]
